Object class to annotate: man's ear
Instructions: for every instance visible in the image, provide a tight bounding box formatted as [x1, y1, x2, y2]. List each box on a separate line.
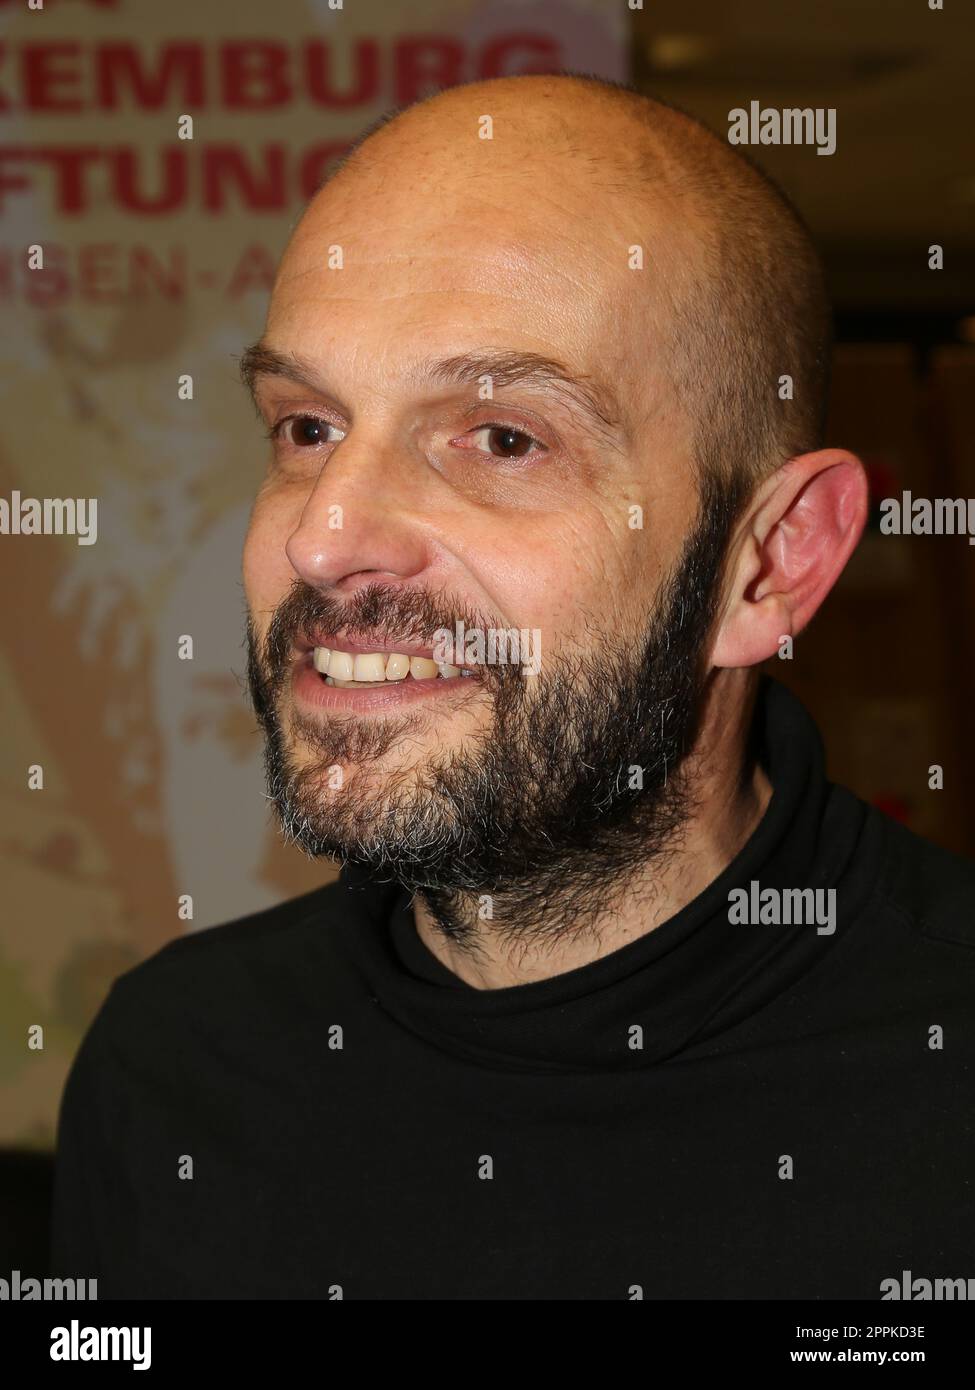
[710, 449, 868, 669]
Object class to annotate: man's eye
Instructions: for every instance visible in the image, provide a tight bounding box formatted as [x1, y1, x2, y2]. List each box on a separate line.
[467, 425, 544, 459]
[268, 415, 345, 448]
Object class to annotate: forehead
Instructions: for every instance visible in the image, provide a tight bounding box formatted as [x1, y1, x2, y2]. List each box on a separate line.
[266, 166, 683, 417]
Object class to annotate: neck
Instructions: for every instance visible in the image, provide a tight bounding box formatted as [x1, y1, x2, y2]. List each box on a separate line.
[413, 671, 773, 989]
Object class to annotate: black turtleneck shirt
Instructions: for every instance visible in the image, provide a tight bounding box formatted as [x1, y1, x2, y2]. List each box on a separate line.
[50, 678, 975, 1299]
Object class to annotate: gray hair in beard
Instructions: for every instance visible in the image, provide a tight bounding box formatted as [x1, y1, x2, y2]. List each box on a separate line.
[245, 469, 746, 944]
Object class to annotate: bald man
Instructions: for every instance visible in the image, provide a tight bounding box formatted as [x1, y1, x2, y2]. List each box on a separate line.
[52, 75, 975, 1301]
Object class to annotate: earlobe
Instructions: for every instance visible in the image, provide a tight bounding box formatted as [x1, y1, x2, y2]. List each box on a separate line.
[711, 587, 795, 669]
[710, 449, 868, 670]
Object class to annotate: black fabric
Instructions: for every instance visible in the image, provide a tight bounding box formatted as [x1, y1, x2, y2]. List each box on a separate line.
[49, 676, 975, 1299]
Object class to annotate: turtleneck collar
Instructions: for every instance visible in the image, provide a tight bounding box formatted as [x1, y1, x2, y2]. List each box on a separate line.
[333, 676, 887, 1074]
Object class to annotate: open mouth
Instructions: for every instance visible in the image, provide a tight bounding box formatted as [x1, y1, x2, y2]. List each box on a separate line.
[310, 645, 479, 688]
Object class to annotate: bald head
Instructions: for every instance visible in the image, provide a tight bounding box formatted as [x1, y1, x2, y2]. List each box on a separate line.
[315, 74, 830, 512]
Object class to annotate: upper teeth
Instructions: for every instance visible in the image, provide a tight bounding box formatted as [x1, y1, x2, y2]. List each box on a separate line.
[312, 647, 470, 683]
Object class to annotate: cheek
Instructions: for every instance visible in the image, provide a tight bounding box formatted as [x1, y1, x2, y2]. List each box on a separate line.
[473, 510, 638, 651]
[242, 489, 297, 614]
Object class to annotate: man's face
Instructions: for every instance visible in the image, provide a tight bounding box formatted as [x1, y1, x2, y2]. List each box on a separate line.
[242, 111, 720, 899]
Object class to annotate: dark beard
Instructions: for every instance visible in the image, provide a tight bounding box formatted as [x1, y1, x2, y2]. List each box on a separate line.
[245, 473, 741, 947]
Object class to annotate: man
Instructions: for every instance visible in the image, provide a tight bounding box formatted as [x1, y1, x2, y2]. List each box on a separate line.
[51, 74, 975, 1300]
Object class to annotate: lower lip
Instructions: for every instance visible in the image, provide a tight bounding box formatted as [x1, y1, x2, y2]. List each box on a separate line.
[291, 654, 481, 713]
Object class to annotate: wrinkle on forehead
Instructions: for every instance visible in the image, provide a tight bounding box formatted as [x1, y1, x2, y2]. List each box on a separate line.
[276, 174, 690, 346]
[267, 93, 710, 477]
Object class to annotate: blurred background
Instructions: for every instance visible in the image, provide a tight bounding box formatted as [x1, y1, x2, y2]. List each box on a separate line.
[1, 0, 973, 1269]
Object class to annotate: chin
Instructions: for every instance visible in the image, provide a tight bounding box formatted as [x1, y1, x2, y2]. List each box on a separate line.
[287, 737, 436, 794]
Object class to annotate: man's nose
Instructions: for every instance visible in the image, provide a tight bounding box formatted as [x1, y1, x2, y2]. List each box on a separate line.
[284, 430, 433, 592]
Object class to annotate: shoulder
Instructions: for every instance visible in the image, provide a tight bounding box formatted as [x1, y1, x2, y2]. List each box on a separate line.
[55, 874, 385, 1155]
[874, 811, 975, 952]
[87, 875, 363, 1054]
[123, 876, 346, 976]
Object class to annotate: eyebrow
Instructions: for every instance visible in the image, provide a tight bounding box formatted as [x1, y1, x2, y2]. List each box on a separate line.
[238, 341, 627, 449]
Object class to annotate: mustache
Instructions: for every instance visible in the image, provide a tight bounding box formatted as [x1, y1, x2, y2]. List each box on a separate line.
[253, 578, 513, 693]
